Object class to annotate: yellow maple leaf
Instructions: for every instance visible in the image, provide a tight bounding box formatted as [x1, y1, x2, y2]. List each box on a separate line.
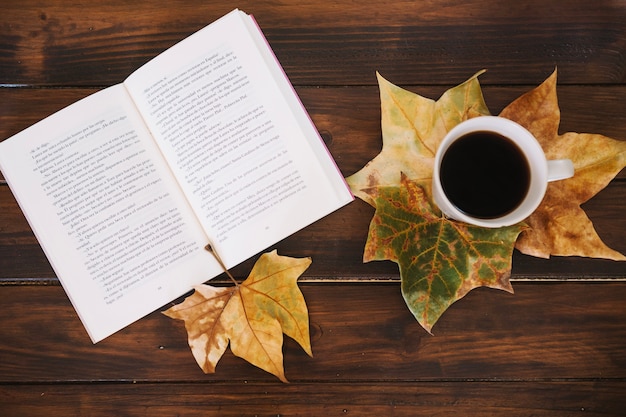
[163, 250, 312, 382]
[346, 71, 491, 206]
[499, 69, 626, 260]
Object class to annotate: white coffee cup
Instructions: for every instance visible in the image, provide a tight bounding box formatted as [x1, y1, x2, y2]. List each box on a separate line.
[432, 116, 574, 228]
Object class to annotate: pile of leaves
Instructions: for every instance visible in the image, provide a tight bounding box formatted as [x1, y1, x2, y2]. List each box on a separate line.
[346, 69, 626, 332]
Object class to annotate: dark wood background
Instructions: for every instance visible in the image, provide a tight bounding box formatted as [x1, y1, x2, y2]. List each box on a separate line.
[1, 1, 625, 415]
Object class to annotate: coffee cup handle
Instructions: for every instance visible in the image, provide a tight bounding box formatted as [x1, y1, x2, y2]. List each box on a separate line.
[547, 159, 575, 182]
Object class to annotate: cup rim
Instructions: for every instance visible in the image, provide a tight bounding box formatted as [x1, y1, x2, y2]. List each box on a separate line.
[432, 116, 548, 227]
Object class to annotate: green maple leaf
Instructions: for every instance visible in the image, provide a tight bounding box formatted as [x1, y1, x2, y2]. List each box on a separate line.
[364, 175, 525, 333]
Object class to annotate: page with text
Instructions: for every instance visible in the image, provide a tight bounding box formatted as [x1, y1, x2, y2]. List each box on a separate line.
[125, 10, 353, 268]
[0, 85, 221, 342]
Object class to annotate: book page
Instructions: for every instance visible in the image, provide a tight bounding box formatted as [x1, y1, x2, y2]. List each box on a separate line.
[0, 85, 220, 343]
[125, 10, 353, 267]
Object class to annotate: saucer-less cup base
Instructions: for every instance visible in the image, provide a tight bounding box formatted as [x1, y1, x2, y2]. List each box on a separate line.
[432, 116, 574, 228]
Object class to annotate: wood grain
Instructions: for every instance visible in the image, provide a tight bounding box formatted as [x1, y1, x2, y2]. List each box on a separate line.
[2, 181, 626, 282]
[1, 1, 625, 415]
[1, 381, 624, 416]
[0, 283, 625, 415]
[3, 86, 625, 171]
[2, 86, 625, 282]
[1, 0, 625, 86]
[0, 283, 625, 382]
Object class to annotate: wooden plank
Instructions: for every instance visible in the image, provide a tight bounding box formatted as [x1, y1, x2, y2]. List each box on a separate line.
[1, 381, 624, 416]
[2, 85, 625, 169]
[2, 181, 625, 282]
[1, 86, 625, 282]
[1, 2, 623, 416]
[0, 283, 624, 382]
[1, 0, 625, 86]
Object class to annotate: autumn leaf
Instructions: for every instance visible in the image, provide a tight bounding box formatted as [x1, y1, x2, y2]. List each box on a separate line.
[499, 69, 626, 260]
[364, 174, 524, 332]
[346, 71, 490, 206]
[163, 250, 312, 383]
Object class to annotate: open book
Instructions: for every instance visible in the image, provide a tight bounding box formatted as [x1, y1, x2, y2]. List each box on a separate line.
[0, 9, 353, 343]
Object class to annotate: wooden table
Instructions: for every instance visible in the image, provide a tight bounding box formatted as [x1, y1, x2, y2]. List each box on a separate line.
[1, 1, 625, 415]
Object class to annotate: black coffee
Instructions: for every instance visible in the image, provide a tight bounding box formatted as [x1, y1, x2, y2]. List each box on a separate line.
[439, 131, 531, 219]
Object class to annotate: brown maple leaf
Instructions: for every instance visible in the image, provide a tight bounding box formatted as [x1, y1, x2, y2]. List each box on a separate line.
[163, 250, 312, 382]
[499, 69, 626, 260]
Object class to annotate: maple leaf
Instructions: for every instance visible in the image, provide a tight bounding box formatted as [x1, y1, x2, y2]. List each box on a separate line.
[499, 69, 626, 260]
[346, 71, 491, 206]
[163, 250, 312, 383]
[364, 174, 524, 333]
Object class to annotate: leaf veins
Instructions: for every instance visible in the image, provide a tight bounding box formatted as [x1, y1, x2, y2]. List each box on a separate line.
[164, 250, 312, 382]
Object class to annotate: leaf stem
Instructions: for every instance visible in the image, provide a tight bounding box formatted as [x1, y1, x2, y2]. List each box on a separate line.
[205, 244, 239, 286]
